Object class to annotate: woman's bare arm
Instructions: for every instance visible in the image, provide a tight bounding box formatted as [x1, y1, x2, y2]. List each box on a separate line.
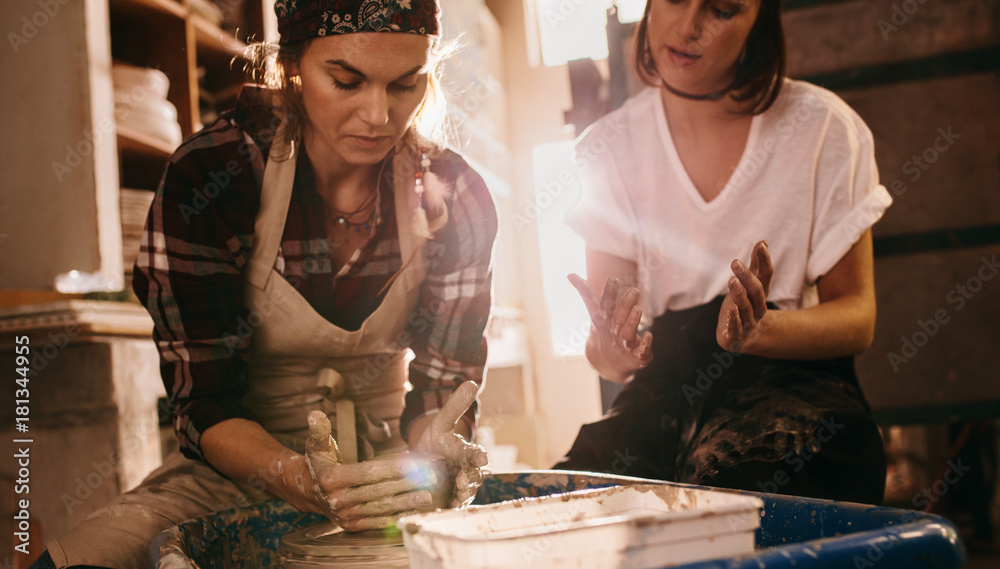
[718, 231, 877, 359]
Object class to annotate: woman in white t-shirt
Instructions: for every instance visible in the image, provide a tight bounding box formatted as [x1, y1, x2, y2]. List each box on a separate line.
[559, 0, 892, 504]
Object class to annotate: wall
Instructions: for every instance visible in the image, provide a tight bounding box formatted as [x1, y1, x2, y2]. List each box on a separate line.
[485, 0, 604, 468]
[781, 0, 1000, 419]
[0, 0, 123, 290]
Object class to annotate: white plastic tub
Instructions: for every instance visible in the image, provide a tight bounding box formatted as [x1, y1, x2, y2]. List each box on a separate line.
[398, 484, 764, 569]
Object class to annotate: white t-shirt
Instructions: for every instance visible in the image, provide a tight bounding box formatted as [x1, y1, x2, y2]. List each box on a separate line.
[566, 79, 893, 318]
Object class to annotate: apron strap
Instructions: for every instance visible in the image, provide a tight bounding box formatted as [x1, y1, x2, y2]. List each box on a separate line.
[245, 131, 431, 293]
[246, 120, 296, 290]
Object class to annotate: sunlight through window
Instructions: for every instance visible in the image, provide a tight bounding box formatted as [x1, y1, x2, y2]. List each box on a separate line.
[533, 0, 647, 67]
[531, 141, 590, 356]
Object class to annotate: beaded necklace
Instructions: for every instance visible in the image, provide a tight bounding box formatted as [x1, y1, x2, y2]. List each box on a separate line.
[320, 159, 388, 238]
[320, 150, 432, 244]
[322, 191, 379, 232]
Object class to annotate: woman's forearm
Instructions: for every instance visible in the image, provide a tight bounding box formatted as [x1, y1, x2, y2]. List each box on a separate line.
[584, 329, 637, 382]
[747, 294, 875, 360]
[200, 418, 319, 513]
[727, 233, 877, 360]
[406, 412, 472, 448]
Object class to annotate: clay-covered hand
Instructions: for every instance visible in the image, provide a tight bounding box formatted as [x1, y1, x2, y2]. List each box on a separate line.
[304, 411, 435, 531]
[569, 273, 653, 382]
[717, 240, 773, 354]
[413, 381, 489, 509]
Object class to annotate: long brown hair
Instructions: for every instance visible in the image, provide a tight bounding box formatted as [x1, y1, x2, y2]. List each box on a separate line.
[633, 0, 785, 115]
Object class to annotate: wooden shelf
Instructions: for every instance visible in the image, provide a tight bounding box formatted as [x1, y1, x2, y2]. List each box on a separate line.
[193, 15, 247, 59]
[0, 300, 155, 344]
[109, 0, 186, 19]
[0, 291, 86, 309]
[1, 0, 264, 288]
[117, 124, 175, 160]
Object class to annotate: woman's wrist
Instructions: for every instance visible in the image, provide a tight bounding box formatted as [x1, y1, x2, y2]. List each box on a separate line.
[585, 337, 637, 382]
[724, 308, 774, 357]
[729, 300, 871, 360]
[202, 420, 322, 514]
[278, 452, 323, 514]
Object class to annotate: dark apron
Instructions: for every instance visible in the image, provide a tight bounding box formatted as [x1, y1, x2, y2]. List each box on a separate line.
[555, 296, 886, 504]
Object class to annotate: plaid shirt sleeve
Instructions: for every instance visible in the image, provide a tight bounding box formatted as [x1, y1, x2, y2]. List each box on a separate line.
[400, 154, 498, 440]
[131, 118, 266, 461]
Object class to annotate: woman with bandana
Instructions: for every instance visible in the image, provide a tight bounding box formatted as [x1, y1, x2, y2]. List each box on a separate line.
[35, 1, 496, 567]
[558, 0, 891, 504]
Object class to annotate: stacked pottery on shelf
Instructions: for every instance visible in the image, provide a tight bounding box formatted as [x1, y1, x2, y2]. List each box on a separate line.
[120, 188, 155, 278]
[188, 0, 224, 24]
[112, 62, 182, 148]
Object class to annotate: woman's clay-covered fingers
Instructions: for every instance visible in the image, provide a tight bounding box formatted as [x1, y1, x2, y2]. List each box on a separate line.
[321, 458, 420, 491]
[451, 452, 485, 506]
[732, 260, 767, 320]
[439, 433, 488, 466]
[567, 274, 605, 327]
[466, 444, 489, 468]
[726, 303, 743, 348]
[307, 453, 342, 494]
[599, 275, 620, 320]
[635, 330, 654, 364]
[336, 490, 433, 519]
[306, 410, 341, 462]
[465, 466, 485, 486]
[340, 511, 420, 532]
[439, 435, 488, 477]
[305, 411, 341, 490]
[451, 469, 475, 507]
[611, 287, 640, 338]
[728, 275, 756, 330]
[748, 240, 773, 295]
[333, 474, 423, 507]
[429, 381, 478, 437]
[617, 302, 643, 347]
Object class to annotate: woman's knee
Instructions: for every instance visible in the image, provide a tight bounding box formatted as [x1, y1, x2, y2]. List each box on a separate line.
[688, 427, 886, 504]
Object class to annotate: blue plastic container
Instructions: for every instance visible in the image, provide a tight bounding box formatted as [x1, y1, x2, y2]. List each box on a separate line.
[155, 470, 967, 569]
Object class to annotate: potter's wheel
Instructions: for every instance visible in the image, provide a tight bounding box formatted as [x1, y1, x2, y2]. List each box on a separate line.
[279, 522, 410, 568]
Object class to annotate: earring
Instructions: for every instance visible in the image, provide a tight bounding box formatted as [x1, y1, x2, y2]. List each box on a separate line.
[412, 149, 432, 240]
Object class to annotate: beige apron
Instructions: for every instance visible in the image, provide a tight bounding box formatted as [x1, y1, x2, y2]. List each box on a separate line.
[48, 129, 431, 569]
[240, 131, 429, 457]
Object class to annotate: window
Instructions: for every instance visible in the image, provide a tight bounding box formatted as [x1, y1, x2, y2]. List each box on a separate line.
[533, 0, 647, 67]
[531, 141, 590, 356]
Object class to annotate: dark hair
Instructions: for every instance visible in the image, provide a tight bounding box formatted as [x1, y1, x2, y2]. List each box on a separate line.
[633, 0, 785, 115]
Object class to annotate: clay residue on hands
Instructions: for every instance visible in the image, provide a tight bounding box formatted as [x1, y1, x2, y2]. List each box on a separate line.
[413, 381, 490, 509]
[303, 410, 445, 532]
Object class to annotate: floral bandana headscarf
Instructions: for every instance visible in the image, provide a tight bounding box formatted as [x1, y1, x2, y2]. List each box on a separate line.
[275, 0, 441, 44]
